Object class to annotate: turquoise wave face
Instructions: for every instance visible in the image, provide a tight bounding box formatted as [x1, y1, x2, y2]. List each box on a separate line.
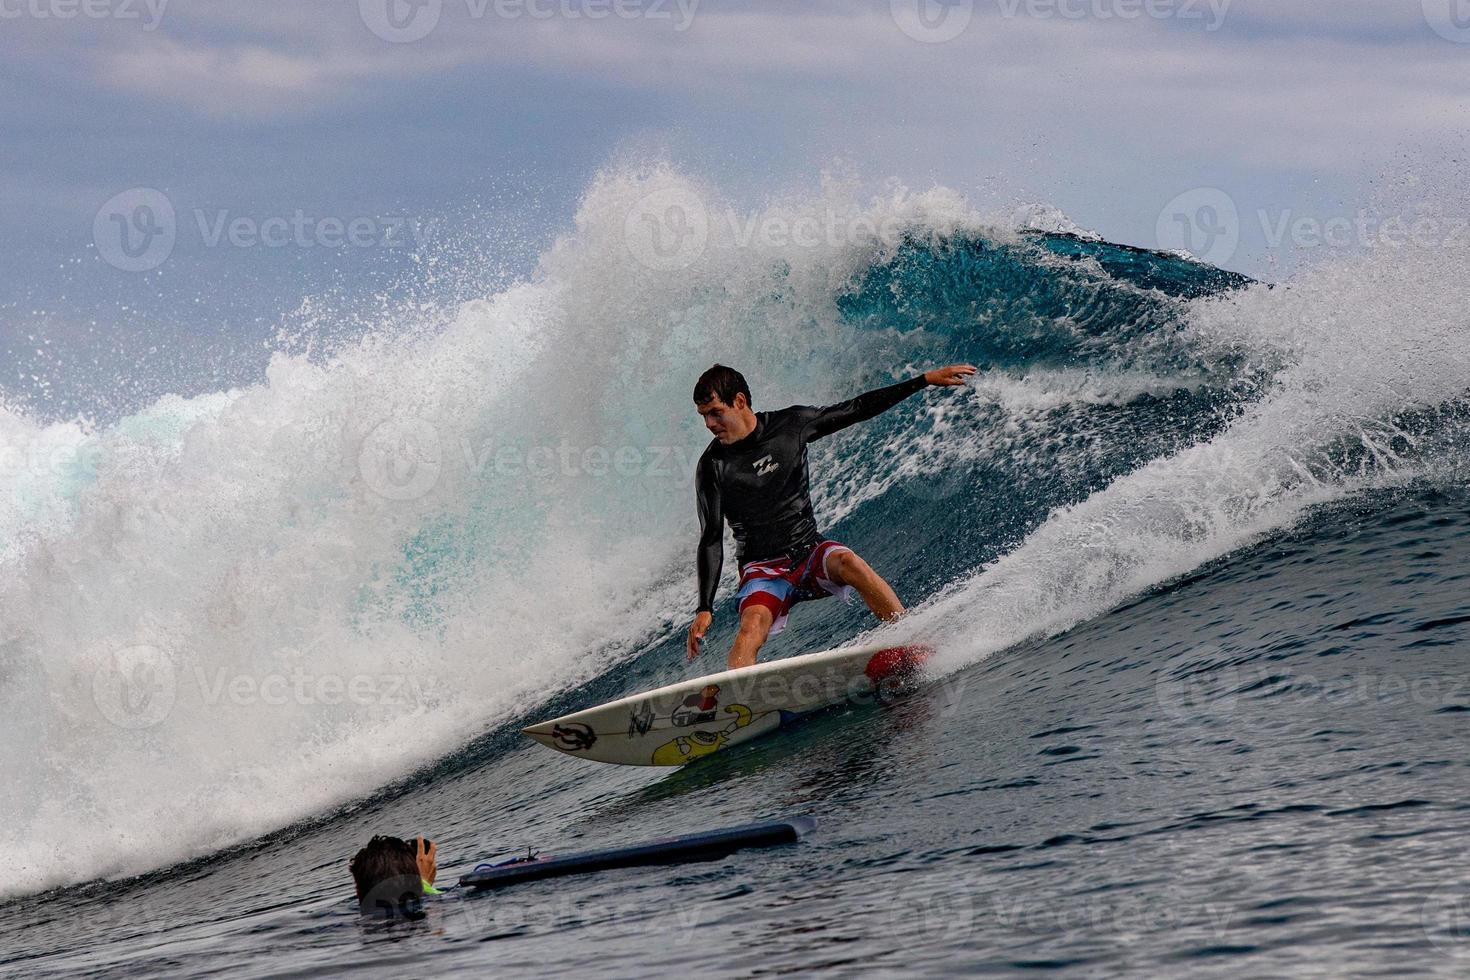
[751, 232, 1257, 617]
[836, 231, 1252, 366]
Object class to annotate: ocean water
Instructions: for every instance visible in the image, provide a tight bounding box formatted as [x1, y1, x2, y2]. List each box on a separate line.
[2, 169, 1468, 977]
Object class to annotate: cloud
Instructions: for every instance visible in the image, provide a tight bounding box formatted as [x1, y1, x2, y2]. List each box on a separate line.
[1, 0, 1466, 284]
[94, 38, 345, 115]
[6, 0, 1467, 149]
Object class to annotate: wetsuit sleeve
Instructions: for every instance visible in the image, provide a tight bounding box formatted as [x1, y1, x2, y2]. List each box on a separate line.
[695, 452, 723, 613]
[803, 375, 929, 441]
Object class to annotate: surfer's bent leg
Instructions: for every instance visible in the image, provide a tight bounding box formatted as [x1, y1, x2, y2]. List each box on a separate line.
[729, 604, 775, 670]
[825, 550, 904, 622]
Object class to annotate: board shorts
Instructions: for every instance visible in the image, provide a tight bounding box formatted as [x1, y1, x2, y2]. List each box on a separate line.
[736, 539, 857, 637]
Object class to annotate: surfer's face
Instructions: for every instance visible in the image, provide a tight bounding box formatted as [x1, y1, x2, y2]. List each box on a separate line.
[696, 394, 755, 444]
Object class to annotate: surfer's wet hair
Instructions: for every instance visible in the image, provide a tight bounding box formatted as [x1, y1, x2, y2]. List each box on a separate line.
[350, 835, 424, 917]
[693, 364, 751, 408]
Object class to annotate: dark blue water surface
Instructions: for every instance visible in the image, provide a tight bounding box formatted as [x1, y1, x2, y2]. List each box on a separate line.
[6, 483, 1470, 977]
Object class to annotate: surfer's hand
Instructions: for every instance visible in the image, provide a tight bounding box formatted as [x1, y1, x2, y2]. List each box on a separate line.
[688, 611, 713, 660]
[924, 364, 977, 386]
[415, 836, 437, 887]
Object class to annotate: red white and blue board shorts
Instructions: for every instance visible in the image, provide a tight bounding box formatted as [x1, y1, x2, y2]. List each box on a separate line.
[736, 539, 856, 636]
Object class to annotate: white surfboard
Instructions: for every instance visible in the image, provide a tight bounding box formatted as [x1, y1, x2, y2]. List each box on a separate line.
[523, 643, 931, 766]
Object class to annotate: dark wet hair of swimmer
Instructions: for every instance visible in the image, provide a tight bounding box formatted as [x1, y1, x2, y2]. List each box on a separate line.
[349, 835, 440, 917]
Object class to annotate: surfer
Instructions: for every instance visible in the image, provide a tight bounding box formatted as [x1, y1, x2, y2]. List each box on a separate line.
[687, 362, 977, 669]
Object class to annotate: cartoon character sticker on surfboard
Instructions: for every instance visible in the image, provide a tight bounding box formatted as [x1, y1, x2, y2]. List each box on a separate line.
[671, 684, 721, 727]
[651, 703, 756, 765]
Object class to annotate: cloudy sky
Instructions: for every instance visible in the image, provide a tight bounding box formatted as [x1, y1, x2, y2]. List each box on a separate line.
[2, 0, 1467, 415]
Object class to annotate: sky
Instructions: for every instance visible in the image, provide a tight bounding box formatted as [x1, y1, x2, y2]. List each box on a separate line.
[2, 0, 1467, 417]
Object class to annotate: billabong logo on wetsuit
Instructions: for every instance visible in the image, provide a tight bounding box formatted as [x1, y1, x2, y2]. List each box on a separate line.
[752, 454, 779, 477]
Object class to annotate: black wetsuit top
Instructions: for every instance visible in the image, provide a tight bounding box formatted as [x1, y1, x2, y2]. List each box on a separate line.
[694, 375, 929, 612]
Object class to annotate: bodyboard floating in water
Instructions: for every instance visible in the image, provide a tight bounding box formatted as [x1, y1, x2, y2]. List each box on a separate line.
[457, 817, 814, 891]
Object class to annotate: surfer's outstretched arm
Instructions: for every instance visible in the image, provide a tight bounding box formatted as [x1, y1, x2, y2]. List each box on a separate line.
[689, 452, 723, 658]
[804, 364, 977, 441]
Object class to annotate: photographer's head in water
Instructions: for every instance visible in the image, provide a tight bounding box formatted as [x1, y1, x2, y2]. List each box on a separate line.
[349, 835, 440, 915]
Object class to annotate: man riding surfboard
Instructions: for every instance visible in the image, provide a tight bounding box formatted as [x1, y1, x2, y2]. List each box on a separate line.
[687, 362, 977, 669]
